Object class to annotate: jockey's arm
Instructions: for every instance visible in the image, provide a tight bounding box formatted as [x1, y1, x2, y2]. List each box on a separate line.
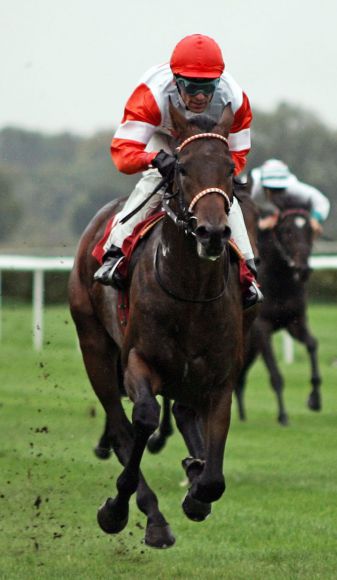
[228, 92, 252, 175]
[258, 212, 279, 230]
[110, 84, 162, 174]
[287, 177, 330, 233]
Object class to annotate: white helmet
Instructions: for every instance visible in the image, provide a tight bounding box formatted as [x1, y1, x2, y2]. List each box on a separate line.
[261, 159, 291, 189]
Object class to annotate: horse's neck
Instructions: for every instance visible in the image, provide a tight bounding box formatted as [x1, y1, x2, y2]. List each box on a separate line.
[260, 254, 305, 297]
[159, 219, 225, 295]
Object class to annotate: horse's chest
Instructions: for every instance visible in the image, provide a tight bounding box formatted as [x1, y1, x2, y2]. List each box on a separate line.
[148, 318, 239, 392]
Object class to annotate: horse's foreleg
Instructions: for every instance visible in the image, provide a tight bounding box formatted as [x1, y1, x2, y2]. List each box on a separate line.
[259, 322, 288, 425]
[147, 397, 174, 454]
[96, 393, 175, 547]
[287, 320, 322, 411]
[100, 348, 175, 547]
[72, 309, 173, 546]
[182, 389, 232, 522]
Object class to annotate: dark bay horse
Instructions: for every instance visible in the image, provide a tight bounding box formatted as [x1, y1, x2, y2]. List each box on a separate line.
[235, 194, 321, 425]
[69, 102, 254, 548]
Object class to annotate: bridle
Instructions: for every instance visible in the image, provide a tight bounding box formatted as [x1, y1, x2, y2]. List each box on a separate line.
[156, 131, 232, 303]
[272, 208, 311, 269]
[162, 132, 232, 236]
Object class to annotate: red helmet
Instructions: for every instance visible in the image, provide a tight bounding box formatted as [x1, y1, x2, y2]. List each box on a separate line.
[170, 34, 225, 79]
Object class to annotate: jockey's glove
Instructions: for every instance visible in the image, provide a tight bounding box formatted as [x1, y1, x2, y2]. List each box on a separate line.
[152, 150, 176, 179]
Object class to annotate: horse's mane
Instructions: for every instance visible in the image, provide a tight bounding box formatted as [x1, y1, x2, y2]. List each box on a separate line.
[187, 114, 218, 133]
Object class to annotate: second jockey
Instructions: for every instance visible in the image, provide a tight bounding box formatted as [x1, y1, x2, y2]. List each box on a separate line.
[94, 33, 263, 309]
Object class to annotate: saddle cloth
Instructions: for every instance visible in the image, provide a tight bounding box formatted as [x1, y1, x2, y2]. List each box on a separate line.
[92, 211, 165, 267]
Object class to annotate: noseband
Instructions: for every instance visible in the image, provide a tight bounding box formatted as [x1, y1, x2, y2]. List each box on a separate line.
[162, 132, 232, 234]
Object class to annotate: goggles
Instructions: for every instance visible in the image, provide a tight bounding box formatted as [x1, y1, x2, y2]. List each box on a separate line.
[175, 76, 220, 96]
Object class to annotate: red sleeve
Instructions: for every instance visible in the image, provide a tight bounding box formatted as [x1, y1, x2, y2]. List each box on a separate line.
[230, 92, 252, 175]
[111, 83, 162, 174]
[231, 149, 250, 175]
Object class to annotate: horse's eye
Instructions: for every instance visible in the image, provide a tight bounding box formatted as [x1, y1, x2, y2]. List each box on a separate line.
[228, 164, 235, 176]
[178, 164, 187, 176]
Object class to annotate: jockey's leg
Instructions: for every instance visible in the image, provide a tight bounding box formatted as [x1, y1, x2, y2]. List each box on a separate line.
[228, 197, 263, 309]
[94, 169, 163, 288]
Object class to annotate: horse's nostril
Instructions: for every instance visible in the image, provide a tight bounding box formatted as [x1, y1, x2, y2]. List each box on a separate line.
[195, 226, 210, 241]
[222, 226, 231, 241]
[196, 225, 230, 241]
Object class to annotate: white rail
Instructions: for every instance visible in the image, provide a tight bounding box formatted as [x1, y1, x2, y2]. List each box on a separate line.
[0, 255, 74, 351]
[0, 254, 336, 351]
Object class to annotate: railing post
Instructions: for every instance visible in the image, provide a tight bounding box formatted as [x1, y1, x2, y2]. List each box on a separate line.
[282, 331, 294, 364]
[0, 270, 2, 342]
[33, 269, 44, 351]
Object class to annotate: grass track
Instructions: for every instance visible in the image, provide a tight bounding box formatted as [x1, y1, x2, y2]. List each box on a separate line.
[0, 304, 337, 579]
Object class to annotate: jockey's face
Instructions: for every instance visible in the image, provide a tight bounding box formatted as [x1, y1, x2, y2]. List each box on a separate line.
[180, 89, 213, 113]
[175, 77, 218, 113]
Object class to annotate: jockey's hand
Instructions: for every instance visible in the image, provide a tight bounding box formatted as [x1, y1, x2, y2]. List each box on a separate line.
[310, 218, 323, 237]
[258, 213, 279, 230]
[152, 150, 176, 179]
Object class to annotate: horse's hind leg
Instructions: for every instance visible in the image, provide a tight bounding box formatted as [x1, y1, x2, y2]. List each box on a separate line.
[287, 319, 322, 411]
[147, 397, 174, 454]
[259, 321, 288, 425]
[94, 414, 113, 459]
[234, 335, 259, 421]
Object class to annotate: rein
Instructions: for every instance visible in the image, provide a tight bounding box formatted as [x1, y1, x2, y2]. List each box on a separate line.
[277, 208, 310, 222]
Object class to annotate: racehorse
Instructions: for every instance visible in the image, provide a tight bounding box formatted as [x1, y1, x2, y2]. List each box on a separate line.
[69, 102, 255, 548]
[235, 193, 321, 425]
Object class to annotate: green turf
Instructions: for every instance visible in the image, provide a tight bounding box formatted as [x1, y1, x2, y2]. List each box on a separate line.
[0, 304, 336, 579]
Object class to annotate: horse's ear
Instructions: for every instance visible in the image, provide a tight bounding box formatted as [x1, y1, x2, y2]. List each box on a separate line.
[216, 103, 234, 137]
[169, 97, 189, 136]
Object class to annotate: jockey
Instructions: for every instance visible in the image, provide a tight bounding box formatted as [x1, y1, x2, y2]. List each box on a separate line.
[250, 159, 330, 234]
[94, 33, 263, 308]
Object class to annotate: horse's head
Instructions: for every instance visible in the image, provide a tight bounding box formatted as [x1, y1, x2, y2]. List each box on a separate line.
[167, 101, 234, 260]
[272, 194, 313, 282]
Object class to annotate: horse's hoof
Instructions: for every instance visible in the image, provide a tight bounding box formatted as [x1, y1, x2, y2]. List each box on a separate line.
[145, 523, 176, 549]
[278, 414, 289, 426]
[147, 433, 166, 454]
[94, 445, 112, 460]
[97, 497, 129, 534]
[308, 392, 321, 412]
[182, 492, 212, 522]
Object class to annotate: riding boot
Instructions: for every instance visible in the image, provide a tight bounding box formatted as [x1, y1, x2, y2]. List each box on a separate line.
[93, 244, 125, 289]
[243, 258, 264, 310]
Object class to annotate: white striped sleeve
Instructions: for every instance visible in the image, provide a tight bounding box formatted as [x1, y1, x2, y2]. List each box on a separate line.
[228, 128, 251, 152]
[114, 120, 157, 144]
[289, 179, 330, 222]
